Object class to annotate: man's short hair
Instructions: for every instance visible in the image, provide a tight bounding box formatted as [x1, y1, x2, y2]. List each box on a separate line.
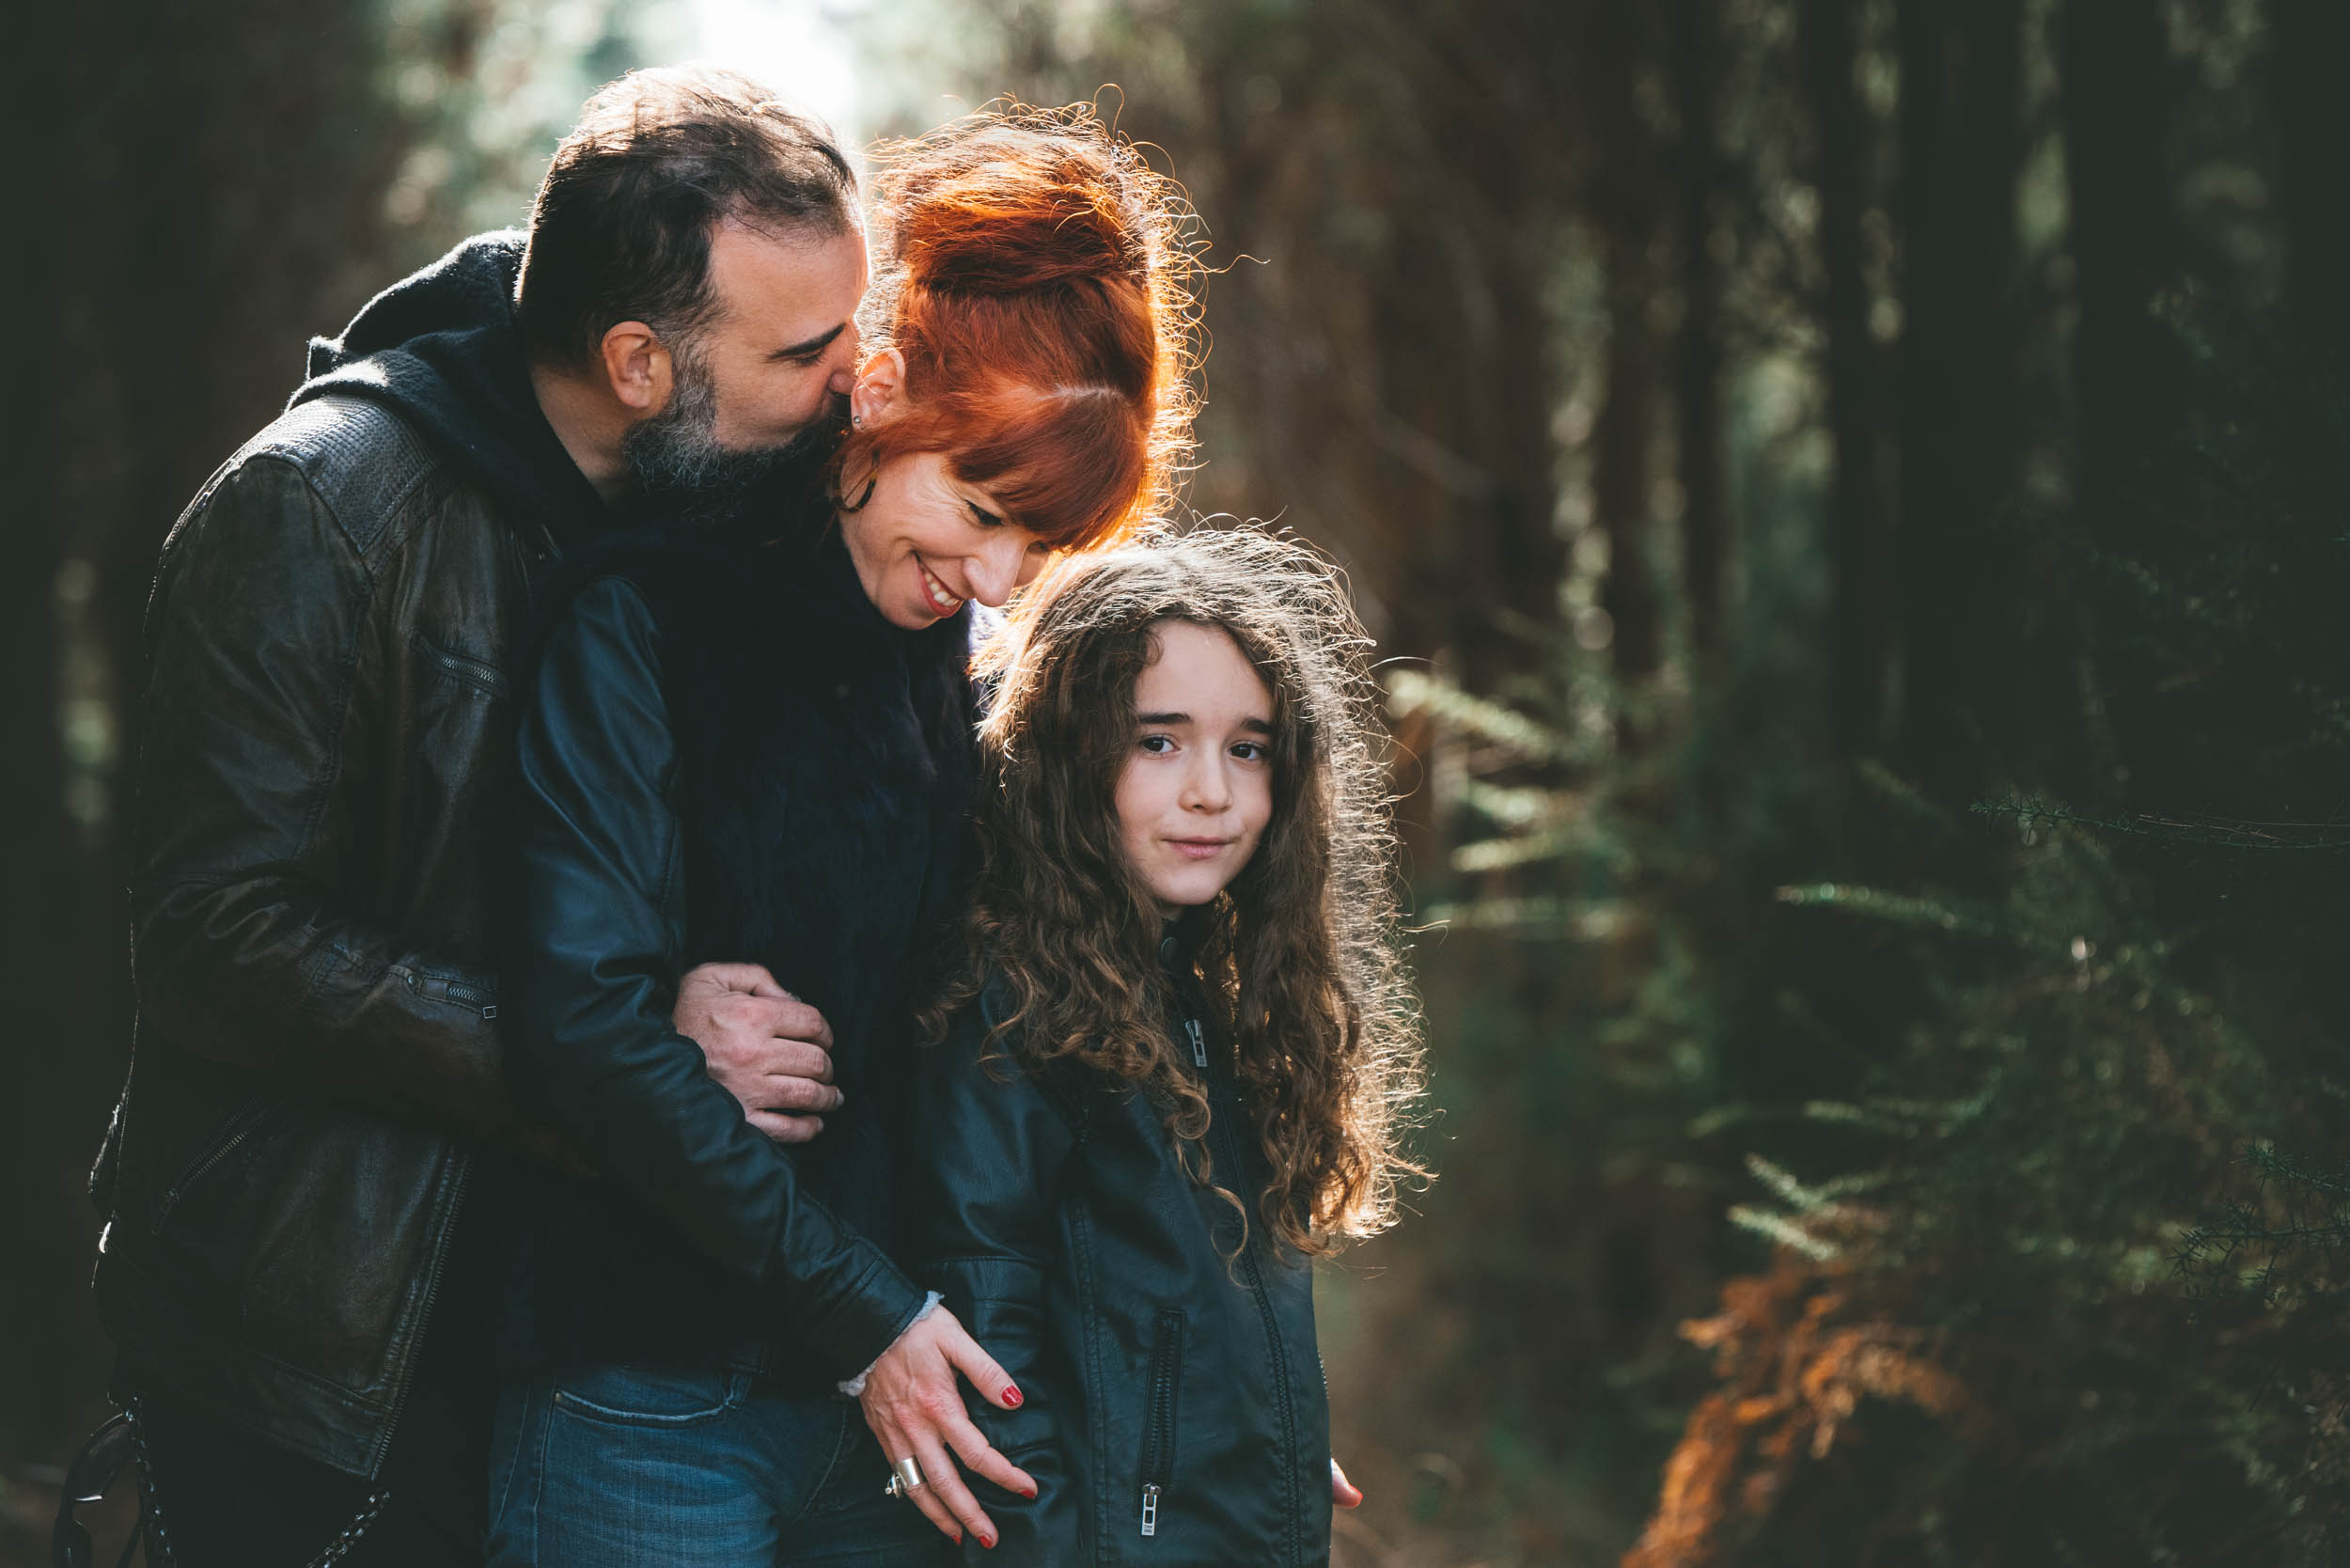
[517, 65, 859, 367]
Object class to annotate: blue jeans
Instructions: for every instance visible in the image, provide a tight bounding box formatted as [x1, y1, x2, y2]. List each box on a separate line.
[487, 1365, 951, 1567]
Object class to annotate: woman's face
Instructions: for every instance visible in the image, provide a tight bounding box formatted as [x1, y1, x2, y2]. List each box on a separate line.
[840, 449, 1052, 628]
[843, 350, 1056, 628]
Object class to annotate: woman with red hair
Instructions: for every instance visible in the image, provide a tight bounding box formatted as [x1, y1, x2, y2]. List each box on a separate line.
[492, 103, 1197, 1566]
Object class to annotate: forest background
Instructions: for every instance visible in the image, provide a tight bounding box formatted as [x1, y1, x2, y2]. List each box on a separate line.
[9, 0, 2350, 1563]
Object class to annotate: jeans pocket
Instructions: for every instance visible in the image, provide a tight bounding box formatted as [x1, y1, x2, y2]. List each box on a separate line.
[549, 1365, 747, 1429]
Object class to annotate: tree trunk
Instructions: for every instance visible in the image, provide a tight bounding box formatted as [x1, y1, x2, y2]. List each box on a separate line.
[1806, 0, 1889, 754]
[2060, 0, 2176, 549]
[1674, 0, 1733, 675]
[0, 0, 77, 1464]
[1589, 2, 1664, 738]
[2271, 0, 2350, 376]
[1891, 0, 2023, 797]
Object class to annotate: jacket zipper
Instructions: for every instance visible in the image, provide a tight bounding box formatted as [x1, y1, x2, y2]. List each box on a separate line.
[151, 1094, 285, 1231]
[1137, 1306, 1184, 1536]
[366, 1151, 470, 1477]
[1191, 1003, 1305, 1566]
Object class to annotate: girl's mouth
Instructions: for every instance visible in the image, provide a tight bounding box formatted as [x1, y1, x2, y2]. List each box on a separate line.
[1168, 838, 1231, 860]
[916, 557, 964, 619]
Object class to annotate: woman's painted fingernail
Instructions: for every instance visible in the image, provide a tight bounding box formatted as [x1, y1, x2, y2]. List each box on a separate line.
[951, 1529, 963, 1545]
[1002, 1385, 1023, 1407]
[980, 1534, 997, 1550]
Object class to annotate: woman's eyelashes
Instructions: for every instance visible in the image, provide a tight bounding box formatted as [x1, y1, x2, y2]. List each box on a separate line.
[965, 500, 1004, 528]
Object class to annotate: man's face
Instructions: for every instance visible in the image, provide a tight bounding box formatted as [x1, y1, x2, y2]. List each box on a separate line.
[620, 216, 867, 500]
[696, 215, 869, 448]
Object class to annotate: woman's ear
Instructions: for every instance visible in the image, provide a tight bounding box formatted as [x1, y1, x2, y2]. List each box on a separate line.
[849, 348, 909, 430]
[599, 321, 673, 414]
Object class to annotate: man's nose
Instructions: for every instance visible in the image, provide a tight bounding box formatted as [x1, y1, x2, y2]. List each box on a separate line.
[824, 322, 863, 397]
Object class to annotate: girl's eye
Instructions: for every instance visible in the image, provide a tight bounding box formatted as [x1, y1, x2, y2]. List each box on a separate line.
[1138, 733, 1175, 755]
[1231, 741, 1269, 762]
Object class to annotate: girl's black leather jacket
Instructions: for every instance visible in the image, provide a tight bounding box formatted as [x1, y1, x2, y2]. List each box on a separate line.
[907, 941, 1333, 1567]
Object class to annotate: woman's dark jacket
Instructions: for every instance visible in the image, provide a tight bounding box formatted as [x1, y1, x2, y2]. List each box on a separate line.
[499, 477, 981, 1389]
[910, 937, 1332, 1566]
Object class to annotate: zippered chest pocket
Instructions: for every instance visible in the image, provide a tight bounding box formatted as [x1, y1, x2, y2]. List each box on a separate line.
[1138, 1306, 1185, 1537]
[152, 1092, 288, 1232]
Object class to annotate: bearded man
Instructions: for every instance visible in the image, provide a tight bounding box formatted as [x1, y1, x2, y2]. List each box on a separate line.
[86, 67, 864, 1566]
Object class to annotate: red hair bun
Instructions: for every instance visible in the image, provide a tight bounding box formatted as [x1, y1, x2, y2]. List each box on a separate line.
[847, 102, 1201, 549]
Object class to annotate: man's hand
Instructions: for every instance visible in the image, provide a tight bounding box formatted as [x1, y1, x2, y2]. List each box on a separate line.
[673, 963, 842, 1143]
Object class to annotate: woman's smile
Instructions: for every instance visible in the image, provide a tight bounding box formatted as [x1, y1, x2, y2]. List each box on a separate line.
[916, 556, 965, 618]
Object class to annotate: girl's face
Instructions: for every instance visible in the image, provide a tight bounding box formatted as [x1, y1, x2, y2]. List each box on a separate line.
[1114, 619, 1277, 915]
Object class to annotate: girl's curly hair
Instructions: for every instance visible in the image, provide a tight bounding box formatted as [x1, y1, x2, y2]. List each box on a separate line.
[924, 525, 1428, 1255]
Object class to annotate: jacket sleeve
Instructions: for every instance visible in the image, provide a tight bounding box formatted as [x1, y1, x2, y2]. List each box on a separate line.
[129, 455, 507, 1137]
[907, 995, 1082, 1554]
[508, 573, 930, 1376]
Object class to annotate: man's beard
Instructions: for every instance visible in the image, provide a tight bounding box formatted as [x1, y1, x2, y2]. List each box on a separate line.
[619, 335, 848, 523]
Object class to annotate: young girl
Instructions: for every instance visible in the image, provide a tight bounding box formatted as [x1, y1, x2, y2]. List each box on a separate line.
[886, 526, 1427, 1564]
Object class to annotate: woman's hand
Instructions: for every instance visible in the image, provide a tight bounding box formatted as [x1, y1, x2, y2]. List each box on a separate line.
[1332, 1457, 1363, 1508]
[857, 1308, 1037, 1548]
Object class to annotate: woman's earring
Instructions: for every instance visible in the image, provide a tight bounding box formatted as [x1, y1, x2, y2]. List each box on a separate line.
[852, 413, 863, 429]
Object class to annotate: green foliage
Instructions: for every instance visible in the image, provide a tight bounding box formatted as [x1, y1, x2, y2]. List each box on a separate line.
[1384, 290, 2350, 1562]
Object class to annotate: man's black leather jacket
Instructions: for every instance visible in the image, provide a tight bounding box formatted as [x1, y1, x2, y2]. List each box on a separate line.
[907, 949, 1334, 1567]
[92, 392, 556, 1478]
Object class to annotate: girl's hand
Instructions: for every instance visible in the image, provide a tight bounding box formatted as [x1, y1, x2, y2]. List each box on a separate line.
[1331, 1457, 1363, 1509]
[857, 1308, 1038, 1548]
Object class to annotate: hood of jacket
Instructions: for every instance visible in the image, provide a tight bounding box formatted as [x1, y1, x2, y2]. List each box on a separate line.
[292, 230, 610, 547]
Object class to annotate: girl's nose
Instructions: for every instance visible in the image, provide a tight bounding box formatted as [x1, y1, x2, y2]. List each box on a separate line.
[1180, 756, 1230, 812]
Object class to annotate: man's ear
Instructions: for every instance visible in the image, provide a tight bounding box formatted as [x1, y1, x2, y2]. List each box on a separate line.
[599, 321, 673, 415]
[849, 348, 909, 429]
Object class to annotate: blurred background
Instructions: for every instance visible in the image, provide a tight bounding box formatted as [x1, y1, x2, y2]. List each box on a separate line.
[11, 0, 2350, 1563]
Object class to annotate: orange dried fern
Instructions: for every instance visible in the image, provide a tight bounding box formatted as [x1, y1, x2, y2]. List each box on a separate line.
[1622, 1248, 1970, 1568]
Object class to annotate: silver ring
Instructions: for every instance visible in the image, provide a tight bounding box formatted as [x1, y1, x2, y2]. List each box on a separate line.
[883, 1455, 925, 1500]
